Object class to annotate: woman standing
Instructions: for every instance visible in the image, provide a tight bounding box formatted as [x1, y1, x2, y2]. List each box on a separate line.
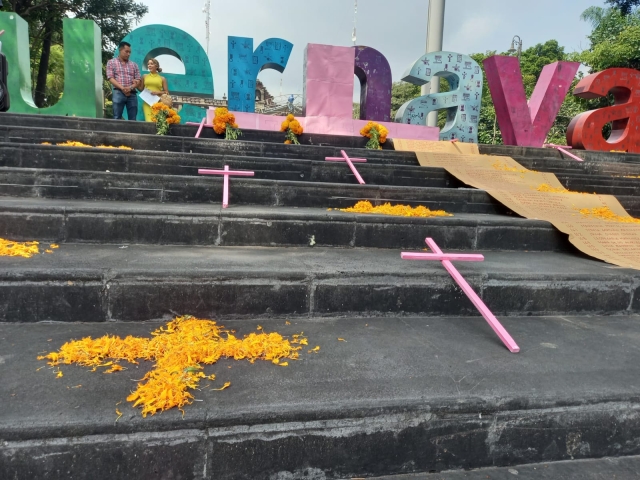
[140, 58, 169, 122]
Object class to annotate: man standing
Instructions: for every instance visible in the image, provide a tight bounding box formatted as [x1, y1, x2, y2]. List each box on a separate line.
[106, 42, 141, 120]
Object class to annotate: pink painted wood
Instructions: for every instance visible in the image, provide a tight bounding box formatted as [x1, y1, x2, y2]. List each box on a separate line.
[401, 253, 485, 262]
[195, 118, 206, 139]
[401, 238, 520, 353]
[544, 143, 584, 162]
[198, 165, 255, 209]
[324, 150, 366, 184]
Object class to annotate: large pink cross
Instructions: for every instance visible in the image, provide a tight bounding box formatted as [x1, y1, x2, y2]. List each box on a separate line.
[198, 165, 255, 208]
[325, 150, 367, 185]
[402, 238, 520, 353]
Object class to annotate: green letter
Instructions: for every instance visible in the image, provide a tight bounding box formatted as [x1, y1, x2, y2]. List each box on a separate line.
[0, 13, 103, 117]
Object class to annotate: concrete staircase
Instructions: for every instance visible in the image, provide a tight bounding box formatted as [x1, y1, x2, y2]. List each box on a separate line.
[1, 113, 640, 479]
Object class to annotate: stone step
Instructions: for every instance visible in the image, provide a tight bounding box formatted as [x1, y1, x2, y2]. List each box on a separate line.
[0, 197, 569, 252]
[2, 314, 640, 478]
[0, 167, 509, 213]
[3, 166, 640, 216]
[372, 456, 640, 479]
[1, 112, 640, 167]
[0, 244, 636, 323]
[3, 121, 640, 176]
[5, 143, 640, 195]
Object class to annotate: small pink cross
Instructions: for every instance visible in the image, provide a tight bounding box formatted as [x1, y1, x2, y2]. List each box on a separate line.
[325, 150, 367, 185]
[198, 165, 255, 208]
[402, 238, 520, 353]
[544, 143, 584, 162]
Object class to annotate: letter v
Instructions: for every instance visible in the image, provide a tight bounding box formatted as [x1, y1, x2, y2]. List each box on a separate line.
[483, 56, 579, 147]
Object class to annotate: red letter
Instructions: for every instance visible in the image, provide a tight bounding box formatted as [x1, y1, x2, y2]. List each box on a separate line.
[567, 68, 640, 153]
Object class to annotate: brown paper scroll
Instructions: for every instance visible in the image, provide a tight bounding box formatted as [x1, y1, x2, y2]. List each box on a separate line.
[395, 146, 640, 270]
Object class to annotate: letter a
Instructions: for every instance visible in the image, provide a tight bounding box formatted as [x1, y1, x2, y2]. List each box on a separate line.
[0, 13, 103, 117]
[484, 56, 579, 147]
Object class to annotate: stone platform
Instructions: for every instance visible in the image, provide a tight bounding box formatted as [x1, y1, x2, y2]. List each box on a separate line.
[3, 315, 640, 479]
[0, 113, 639, 478]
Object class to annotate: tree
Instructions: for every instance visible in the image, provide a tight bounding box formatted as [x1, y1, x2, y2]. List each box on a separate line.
[605, 0, 640, 15]
[3, 0, 148, 108]
[579, 6, 640, 71]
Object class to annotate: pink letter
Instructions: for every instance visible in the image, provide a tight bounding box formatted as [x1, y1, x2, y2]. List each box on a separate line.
[483, 56, 579, 147]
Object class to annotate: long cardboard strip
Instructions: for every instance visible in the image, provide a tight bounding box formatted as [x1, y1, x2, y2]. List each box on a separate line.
[394, 141, 640, 270]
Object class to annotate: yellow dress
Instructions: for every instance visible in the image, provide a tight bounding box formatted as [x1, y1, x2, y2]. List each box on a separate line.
[142, 73, 165, 122]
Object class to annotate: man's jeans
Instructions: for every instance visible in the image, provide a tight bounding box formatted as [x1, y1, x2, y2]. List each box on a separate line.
[112, 89, 138, 120]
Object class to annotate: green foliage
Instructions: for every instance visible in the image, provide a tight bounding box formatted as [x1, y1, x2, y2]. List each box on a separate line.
[391, 81, 421, 119]
[605, 0, 640, 15]
[579, 6, 640, 71]
[3, 0, 148, 113]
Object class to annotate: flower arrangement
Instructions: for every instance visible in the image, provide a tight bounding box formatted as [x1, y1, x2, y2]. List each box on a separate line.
[281, 114, 303, 144]
[38, 315, 316, 418]
[360, 122, 389, 150]
[337, 200, 452, 218]
[151, 103, 181, 135]
[213, 107, 242, 140]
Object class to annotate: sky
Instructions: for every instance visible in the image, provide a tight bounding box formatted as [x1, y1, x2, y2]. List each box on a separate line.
[135, 0, 603, 101]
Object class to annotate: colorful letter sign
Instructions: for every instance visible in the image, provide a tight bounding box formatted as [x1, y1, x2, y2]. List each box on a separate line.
[354, 46, 392, 122]
[227, 37, 293, 113]
[567, 68, 640, 153]
[484, 56, 579, 147]
[395, 52, 483, 143]
[119, 24, 214, 123]
[0, 13, 103, 117]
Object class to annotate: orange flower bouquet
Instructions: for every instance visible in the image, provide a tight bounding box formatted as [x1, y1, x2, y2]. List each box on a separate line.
[151, 103, 181, 135]
[281, 114, 303, 144]
[360, 121, 388, 150]
[213, 107, 242, 140]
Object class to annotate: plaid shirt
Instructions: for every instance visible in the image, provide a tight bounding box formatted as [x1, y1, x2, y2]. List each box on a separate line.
[106, 57, 141, 90]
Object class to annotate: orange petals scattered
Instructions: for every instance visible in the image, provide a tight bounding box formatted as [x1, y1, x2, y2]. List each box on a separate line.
[579, 207, 640, 224]
[339, 200, 453, 218]
[0, 238, 41, 258]
[50, 141, 133, 150]
[105, 364, 124, 373]
[212, 381, 231, 391]
[39, 316, 308, 417]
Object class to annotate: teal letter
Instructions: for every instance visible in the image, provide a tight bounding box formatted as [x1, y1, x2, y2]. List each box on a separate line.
[0, 13, 103, 117]
[120, 25, 214, 123]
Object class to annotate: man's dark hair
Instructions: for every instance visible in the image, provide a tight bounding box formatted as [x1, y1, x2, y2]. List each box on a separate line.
[118, 42, 131, 51]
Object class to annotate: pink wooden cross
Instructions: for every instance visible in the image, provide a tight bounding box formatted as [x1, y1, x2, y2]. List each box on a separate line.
[402, 238, 520, 353]
[544, 143, 584, 162]
[325, 150, 367, 185]
[195, 118, 206, 139]
[198, 165, 255, 208]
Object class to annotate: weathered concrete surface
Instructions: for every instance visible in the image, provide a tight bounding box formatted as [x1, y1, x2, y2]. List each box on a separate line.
[0, 197, 569, 252]
[1, 142, 640, 196]
[374, 455, 640, 479]
[0, 244, 635, 322]
[3, 315, 640, 478]
[0, 112, 639, 167]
